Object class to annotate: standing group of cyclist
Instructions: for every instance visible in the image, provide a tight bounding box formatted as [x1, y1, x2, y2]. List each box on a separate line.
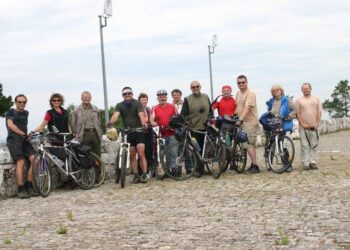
[5, 74, 322, 198]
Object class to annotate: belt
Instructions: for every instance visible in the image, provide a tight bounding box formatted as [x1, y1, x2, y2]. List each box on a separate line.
[84, 128, 96, 132]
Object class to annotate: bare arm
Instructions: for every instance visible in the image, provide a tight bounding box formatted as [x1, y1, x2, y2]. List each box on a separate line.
[150, 112, 157, 127]
[138, 112, 146, 126]
[110, 111, 120, 125]
[32, 120, 48, 133]
[7, 119, 26, 136]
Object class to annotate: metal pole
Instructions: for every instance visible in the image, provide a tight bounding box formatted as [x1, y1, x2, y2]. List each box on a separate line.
[208, 45, 214, 101]
[99, 15, 109, 123]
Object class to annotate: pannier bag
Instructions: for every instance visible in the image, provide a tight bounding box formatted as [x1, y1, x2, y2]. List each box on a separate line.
[73, 145, 95, 169]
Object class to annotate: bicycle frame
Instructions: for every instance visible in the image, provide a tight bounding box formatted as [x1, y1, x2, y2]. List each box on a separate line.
[117, 131, 131, 171]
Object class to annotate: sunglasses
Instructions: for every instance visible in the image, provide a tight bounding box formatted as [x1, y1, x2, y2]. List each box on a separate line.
[16, 101, 27, 104]
[122, 92, 132, 96]
[191, 85, 200, 89]
[237, 81, 246, 85]
[51, 99, 62, 102]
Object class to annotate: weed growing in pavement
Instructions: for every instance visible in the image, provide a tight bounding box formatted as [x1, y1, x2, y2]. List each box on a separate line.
[275, 229, 289, 245]
[3, 239, 11, 244]
[57, 225, 68, 235]
[67, 211, 74, 221]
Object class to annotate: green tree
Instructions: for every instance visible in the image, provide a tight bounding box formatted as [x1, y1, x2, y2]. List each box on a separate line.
[323, 80, 350, 118]
[0, 83, 13, 117]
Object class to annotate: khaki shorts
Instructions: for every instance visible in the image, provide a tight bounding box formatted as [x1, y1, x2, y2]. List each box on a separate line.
[242, 124, 259, 147]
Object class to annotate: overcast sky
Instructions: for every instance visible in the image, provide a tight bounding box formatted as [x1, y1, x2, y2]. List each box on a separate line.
[1, 0, 349, 138]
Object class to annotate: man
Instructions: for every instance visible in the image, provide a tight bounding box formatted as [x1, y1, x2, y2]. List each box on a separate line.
[171, 89, 183, 114]
[109, 87, 148, 183]
[181, 81, 212, 152]
[150, 89, 177, 170]
[71, 91, 103, 156]
[6, 94, 37, 198]
[212, 85, 236, 116]
[235, 75, 260, 173]
[295, 83, 322, 170]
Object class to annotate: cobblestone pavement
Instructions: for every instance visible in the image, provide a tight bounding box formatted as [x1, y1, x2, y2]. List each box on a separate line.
[0, 130, 350, 249]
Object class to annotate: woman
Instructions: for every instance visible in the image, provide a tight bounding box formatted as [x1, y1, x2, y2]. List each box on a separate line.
[34, 93, 70, 134]
[261, 84, 295, 170]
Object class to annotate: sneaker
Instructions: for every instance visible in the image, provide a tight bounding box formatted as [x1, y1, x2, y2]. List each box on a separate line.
[132, 175, 141, 184]
[247, 164, 260, 174]
[309, 163, 318, 170]
[229, 162, 236, 170]
[17, 187, 30, 199]
[26, 186, 39, 197]
[303, 165, 310, 171]
[140, 173, 148, 183]
[285, 165, 292, 173]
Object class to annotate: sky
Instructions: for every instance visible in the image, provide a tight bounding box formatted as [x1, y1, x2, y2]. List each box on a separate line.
[1, 0, 350, 139]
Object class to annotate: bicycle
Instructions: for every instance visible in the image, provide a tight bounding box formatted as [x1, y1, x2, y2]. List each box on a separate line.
[114, 127, 144, 188]
[167, 116, 226, 179]
[217, 115, 248, 173]
[30, 131, 96, 197]
[264, 116, 295, 173]
[148, 126, 169, 180]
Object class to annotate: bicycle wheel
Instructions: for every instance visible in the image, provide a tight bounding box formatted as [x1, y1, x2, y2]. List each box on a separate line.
[267, 136, 295, 173]
[203, 141, 227, 179]
[160, 142, 197, 180]
[32, 153, 51, 197]
[120, 148, 128, 188]
[90, 153, 106, 188]
[74, 163, 96, 190]
[232, 142, 248, 173]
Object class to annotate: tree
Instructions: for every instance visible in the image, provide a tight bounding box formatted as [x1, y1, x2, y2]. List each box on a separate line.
[0, 83, 13, 117]
[100, 106, 123, 133]
[323, 80, 350, 118]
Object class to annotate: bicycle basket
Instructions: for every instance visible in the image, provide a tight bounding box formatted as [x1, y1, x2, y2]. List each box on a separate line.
[169, 115, 185, 129]
[235, 130, 248, 143]
[174, 127, 186, 141]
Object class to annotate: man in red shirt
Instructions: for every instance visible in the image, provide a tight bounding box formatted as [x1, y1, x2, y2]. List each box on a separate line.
[150, 89, 177, 170]
[212, 85, 236, 116]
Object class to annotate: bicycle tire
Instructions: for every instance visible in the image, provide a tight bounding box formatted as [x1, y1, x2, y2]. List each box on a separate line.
[115, 151, 121, 184]
[203, 141, 227, 179]
[232, 142, 248, 173]
[32, 153, 51, 197]
[267, 136, 295, 173]
[160, 142, 197, 180]
[74, 165, 96, 190]
[91, 153, 106, 188]
[120, 148, 127, 188]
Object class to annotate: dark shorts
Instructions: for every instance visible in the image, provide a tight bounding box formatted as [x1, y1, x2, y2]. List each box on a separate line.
[127, 132, 145, 147]
[7, 135, 36, 161]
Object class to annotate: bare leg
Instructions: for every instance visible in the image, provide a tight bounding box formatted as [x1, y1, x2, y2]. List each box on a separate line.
[27, 155, 35, 182]
[247, 146, 257, 165]
[129, 146, 138, 175]
[15, 159, 25, 186]
[136, 143, 147, 174]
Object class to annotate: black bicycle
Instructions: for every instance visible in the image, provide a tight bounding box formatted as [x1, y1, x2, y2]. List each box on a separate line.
[217, 115, 248, 173]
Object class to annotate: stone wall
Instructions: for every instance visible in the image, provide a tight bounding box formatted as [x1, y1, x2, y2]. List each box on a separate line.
[1, 117, 350, 199]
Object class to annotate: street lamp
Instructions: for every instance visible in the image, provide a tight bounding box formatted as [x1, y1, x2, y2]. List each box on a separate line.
[99, 0, 113, 123]
[208, 34, 218, 101]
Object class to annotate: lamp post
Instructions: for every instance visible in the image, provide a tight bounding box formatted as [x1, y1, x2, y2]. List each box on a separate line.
[208, 34, 218, 101]
[99, 0, 112, 123]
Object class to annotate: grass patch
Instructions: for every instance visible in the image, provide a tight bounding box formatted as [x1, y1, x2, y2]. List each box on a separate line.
[3, 239, 11, 244]
[57, 225, 68, 235]
[67, 211, 74, 221]
[275, 230, 289, 245]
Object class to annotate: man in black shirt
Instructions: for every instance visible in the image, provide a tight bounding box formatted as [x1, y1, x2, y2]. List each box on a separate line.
[6, 94, 37, 198]
[109, 87, 148, 183]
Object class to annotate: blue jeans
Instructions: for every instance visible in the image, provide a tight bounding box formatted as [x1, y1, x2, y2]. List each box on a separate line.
[163, 136, 177, 169]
